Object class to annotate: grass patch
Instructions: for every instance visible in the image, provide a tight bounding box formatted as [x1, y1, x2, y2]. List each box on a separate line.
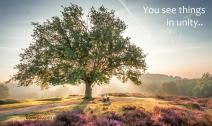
[0, 100, 62, 111]
[0, 99, 22, 105]
[35, 97, 62, 101]
[108, 93, 128, 97]
[181, 102, 201, 110]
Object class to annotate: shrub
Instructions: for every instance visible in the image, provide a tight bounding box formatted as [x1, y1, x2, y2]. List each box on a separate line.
[184, 102, 201, 110]
[105, 112, 123, 122]
[51, 110, 89, 126]
[95, 112, 123, 126]
[94, 118, 111, 126]
[207, 99, 212, 109]
[123, 108, 152, 126]
[2, 120, 49, 126]
[0, 99, 21, 105]
[152, 107, 212, 126]
[36, 98, 62, 101]
[154, 94, 167, 100]
[122, 105, 137, 111]
[188, 110, 211, 126]
[153, 107, 188, 126]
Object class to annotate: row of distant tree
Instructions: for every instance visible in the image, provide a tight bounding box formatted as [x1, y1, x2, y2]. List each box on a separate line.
[0, 83, 9, 99]
[1, 73, 211, 99]
[143, 73, 212, 98]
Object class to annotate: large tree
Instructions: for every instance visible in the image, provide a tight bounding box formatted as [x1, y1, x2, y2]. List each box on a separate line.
[12, 4, 146, 100]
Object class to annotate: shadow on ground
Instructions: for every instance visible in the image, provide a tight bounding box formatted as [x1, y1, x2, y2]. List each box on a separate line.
[72, 99, 90, 111]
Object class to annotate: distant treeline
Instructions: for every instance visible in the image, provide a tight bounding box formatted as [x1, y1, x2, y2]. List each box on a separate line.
[141, 73, 212, 98]
[1, 73, 211, 99]
[0, 83, 9, 99]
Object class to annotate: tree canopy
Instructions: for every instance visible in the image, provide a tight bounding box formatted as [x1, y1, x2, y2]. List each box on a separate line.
[12, 4, 146, 99]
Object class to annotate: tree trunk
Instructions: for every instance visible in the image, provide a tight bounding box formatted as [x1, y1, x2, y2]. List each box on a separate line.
[84, 81, 92, 100]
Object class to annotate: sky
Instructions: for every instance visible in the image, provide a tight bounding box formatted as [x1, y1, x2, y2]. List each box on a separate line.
[0, 0, 212, 82]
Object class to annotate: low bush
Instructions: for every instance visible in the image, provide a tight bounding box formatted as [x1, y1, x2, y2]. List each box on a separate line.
[1, 120, 50, 126]
[152, 107, 211, 126]
[122, 105, 137, 111]
[152, 107, 188, 126]
[50, 110, 90, 126]
[95, 112, 123, 126]
[123, 108, 152, 126]
[0, 99, 21, 105]
[184, 102, 201, 110]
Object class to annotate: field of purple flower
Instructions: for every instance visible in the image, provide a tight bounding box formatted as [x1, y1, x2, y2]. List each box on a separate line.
[1, 94, 212, 126]
[1, 104, 212, 126]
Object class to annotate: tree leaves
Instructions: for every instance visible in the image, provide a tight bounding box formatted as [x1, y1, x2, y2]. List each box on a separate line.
[12, 4, 146, 88]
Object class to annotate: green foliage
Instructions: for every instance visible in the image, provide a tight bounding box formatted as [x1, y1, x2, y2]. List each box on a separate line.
[0, 83, 9, 99]
[174, 79, 196, 96]
[155, 73, 212, 98]
[193, 73, 212, 97]
[160, 81, 178, 95]
[11, 4, 146, 97]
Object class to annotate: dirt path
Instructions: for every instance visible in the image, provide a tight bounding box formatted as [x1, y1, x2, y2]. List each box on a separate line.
[0, 100, 80, 119]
